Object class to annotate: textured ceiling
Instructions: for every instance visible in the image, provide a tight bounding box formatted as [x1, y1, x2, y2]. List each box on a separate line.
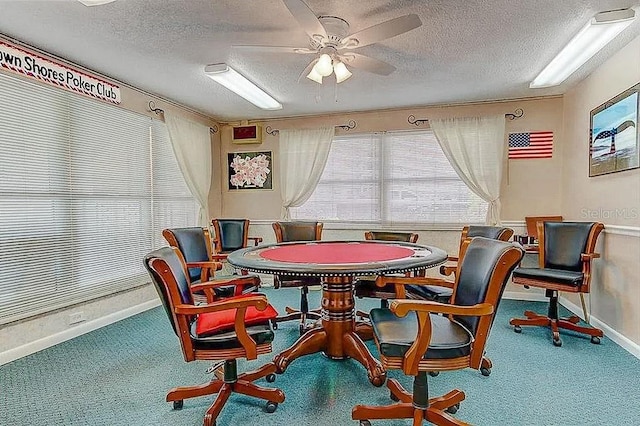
[0, 0, 639, 122]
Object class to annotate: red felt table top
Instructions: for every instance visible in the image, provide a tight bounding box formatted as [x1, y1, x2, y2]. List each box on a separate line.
[260, 242, 415, 264]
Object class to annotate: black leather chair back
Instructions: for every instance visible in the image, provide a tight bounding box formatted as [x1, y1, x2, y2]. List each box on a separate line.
[144, 247, 194, 336]
[275, 221, 321, 242]
[467, 225, 511, 240]
[165, 227, 208, 283]
[366, 231, 418, 242]
[452, 237, 522, 335]
[217, 219, 248, 252]
[544, 222, 594, 271]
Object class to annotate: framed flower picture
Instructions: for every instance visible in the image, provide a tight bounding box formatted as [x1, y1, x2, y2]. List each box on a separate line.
[589, 82, 639, 177]
[227, 151, 273, 190]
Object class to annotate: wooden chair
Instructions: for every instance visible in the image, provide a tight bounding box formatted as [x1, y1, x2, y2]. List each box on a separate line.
[404, 225, 514, 304]
[352, 237, 524, 426]
[271, 221, 324, 335]
[143, 247, 284, 426]
[162, 227, 259, 301]
[510, 221, 604, 347]
[354, 231, 419, 316]
[210, 218, 263, 261]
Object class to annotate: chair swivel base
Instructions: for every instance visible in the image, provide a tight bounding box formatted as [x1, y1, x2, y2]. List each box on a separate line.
[273, 306, 322, 335]
[509, 310, 603, 347]
[166, 361, 284, 426]
[352, 376, 469, 426]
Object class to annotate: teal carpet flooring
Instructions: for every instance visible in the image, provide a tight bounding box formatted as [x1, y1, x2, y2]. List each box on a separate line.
[2, 287, 640, 426]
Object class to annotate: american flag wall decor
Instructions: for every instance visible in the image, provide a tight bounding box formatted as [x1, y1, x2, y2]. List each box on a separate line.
[508, 131, 554, 159]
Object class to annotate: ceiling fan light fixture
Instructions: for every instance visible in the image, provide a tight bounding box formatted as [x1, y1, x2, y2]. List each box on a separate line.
[204, 63, 282, 110]
[315, 53, 334, 77]
[530, 8, 636, 88]
[306, 67, 324, 84]
[333, 61, 352, 83]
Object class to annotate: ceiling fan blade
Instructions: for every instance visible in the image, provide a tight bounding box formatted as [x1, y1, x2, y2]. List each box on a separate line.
[282, 0, 327, 40]
[232, 45, 317, 54]
[342, 53, 396, 76]
[339, 14, 422, 49]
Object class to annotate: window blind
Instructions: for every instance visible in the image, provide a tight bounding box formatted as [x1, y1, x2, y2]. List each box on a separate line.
[0, 72, 198, 324]
[291, 130, 487, 225]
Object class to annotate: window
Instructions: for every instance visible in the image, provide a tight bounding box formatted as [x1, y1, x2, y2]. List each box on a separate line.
[0, 72, 198, 324]
[291, 130, 487, 225]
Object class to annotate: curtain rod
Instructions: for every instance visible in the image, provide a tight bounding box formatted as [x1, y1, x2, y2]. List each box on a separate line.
[407, 108, 524, 126]
[265, 120, 357, 136]
[148, 101, 218, 133]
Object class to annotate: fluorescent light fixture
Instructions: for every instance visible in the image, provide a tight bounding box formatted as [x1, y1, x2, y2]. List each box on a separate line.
[530, 8, 636, 88]
[78, 0, 116, 6]
[204, 64, 282, 110]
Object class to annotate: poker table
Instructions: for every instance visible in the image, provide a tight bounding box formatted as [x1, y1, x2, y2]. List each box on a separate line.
[227, 240, 448, 386]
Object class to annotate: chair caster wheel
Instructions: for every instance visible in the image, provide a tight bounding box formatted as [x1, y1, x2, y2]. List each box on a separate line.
[446, 403, 460, 414]
[553, 338, 562, 347]
[299, 324, 305, 335]
[591, 336, 601, 344]
[172, 400, 183, 410]
[428, 371, 439, 377]
[359, 421, 372, 426]
[272, 322, 278, 330]
[266, 373, 276, 383]
[513, 325, 522, 333]
[265, 401, 278, 413]
[480, 367, 491, 376]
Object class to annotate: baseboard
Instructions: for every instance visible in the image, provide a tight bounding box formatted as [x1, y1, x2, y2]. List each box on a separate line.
[0, 299, 161, 366]
[559, 295, 640, 359]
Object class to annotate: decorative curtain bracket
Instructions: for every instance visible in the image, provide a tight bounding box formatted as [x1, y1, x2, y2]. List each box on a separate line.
[408, 108, 524, 126]
[210, 125, 219, 134]
[407, 115, 428, 126]
[266, 126, 279, 136]
[336, 120, 357, 131]
[148, 101, 164, 114]
[505, 108, 524, 120]
[266, 120, 356, 136]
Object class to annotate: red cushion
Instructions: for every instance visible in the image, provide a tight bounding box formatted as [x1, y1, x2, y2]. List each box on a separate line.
[195, 294, 278, 337]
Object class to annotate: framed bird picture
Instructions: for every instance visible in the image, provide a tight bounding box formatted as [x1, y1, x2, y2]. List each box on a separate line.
[589, 82, 639, 177]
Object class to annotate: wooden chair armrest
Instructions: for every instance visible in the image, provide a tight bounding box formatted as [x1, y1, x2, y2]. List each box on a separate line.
[191, 275, 260, 293]
[174, 294, 269, 315]
[375, 275, 454, 288]
[248, 236, 263, 246]
[211, 254, 228, 261]
[186, 261, 223, 271]
[447, 255, 459, 262]
[439, 264, 457, 277]
[581, 253, 600, 260]
[390, 299, 494, 317]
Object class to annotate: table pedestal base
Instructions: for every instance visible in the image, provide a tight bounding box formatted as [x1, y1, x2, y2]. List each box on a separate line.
[273, 276, 386, 387]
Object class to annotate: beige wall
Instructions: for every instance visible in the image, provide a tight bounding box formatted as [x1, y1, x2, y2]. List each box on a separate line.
[561, 35, 640, 346]
[218, 97, 564, 221]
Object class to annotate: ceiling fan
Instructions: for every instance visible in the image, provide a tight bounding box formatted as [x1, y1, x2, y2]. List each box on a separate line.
[233, 0, 422, 84]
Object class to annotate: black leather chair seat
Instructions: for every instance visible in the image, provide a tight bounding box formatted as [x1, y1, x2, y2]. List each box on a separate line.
[355, 279, 396, 299]
[513, 267, 584, 286]
[190, 322, 275, 350]
[370, 308, 472, 359]
[406, 284, 452, 303]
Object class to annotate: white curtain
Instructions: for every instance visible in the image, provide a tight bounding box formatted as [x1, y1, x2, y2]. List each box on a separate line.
[279, 127, 335, 219]
[429, 115, 506, 225]
[165, 112, 212, 226]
